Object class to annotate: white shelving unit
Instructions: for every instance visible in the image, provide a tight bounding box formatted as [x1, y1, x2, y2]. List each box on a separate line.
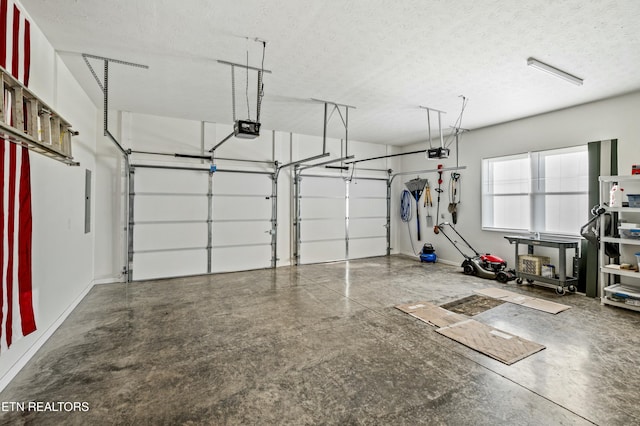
[599, 175, 640, 312]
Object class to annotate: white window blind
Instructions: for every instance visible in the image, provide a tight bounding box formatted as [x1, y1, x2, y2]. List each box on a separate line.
[482, 146, 588, 235]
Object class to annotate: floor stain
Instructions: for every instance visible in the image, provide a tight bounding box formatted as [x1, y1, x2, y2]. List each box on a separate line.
[440, 295, 506, 316]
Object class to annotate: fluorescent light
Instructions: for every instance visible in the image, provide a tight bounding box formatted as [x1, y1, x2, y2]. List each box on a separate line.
[527, 57, 583, 86]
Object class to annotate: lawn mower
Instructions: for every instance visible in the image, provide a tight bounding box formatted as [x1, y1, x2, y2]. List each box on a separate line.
[435, 222, 515, 283]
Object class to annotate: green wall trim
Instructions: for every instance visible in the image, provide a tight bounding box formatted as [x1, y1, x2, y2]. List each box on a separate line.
[611, 139, 618, 175]
[585, 141, 601, 297]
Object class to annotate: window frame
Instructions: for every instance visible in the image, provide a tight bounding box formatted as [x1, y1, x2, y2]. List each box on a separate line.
[481, 145, 588, 237]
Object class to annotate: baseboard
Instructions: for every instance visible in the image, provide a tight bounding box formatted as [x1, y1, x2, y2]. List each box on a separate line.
[396, 251, 460, 267]
[92, 277, 123, 285]
[0, 281, 95, 393]
[435, 259, 460, 267]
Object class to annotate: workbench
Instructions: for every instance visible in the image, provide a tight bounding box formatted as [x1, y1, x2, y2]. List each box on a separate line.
[504, 235, 580, 295]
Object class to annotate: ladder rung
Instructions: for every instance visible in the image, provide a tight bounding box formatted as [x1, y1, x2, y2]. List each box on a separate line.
[13, 87, 24, 133]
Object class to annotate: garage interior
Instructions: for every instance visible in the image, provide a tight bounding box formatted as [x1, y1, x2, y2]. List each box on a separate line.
[1, 1, 640, 424]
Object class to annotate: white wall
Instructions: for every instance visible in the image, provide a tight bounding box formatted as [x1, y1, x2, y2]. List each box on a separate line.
[1, 3, 99, 385]
[93, 111, 127, 283]
[396, 91, 640, 269]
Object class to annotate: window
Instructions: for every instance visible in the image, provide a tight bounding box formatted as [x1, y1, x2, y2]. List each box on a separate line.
[482, 146, 588, 236]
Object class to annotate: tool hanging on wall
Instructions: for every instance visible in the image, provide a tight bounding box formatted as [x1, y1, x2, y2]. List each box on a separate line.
[433, 165, 444, 234]
[423, 179, 433, 227]
[401, 189, 421, 255]
[448, 172, 461, 224]
[404, 177, 428, 241]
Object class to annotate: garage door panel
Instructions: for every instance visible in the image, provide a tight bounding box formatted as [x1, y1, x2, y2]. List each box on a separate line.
[300, 241, 346, 264]
[300, 198, 344, 218]
[212, 221, 272, 246]
[349, 179, 386, 196]
[301, 218, 345, 241]
[212, 196, 271, 221]
[213, 171, 272, 194]
[349, 218, 386, 239]
[136, 169, 208, 193]
[134, 222, 208, 252]
[349, 238, 386, 258]
[300, 176, 345, 197]
[134, 250, 208, 281]
[211, 245, 272, 273]
[350, 198, 386, 217]
[136, 195, 208, 222]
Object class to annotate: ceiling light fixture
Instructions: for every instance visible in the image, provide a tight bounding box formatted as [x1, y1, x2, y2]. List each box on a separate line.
[527, 57, 583, 86]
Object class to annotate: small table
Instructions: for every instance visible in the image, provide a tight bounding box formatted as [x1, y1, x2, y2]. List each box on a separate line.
[504, 235, 580, 295]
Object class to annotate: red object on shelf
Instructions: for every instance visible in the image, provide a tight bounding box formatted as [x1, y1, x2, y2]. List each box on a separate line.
[632, 165, 640, 175]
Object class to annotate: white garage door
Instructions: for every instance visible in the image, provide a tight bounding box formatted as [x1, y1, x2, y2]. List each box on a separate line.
[130, 166, 273, 280]
[348, 178, 387, 259]
[297, 174, 388, 264]
[211, 172, 272, 273]
[297, 175, 346, 264]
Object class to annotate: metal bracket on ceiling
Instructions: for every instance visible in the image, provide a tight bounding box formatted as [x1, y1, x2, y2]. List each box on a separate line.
[212, 57, 272, 154]
[216, 59, 273, 74]
[216, 59, 273, 124]
[443, 95, 469, 150]
[419, 105, 446, 153]
[448, 125, 469, 168]
[82, 53, 149, 155]
[310, 98, 356, 156]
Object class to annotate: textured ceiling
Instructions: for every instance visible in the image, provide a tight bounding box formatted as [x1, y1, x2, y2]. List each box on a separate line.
[21, 0, 640, 145]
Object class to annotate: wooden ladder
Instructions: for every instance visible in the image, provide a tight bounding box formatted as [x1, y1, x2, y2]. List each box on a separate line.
[0, 65, 78, 165]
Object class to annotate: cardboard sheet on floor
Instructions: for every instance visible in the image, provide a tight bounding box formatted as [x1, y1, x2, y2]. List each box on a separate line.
[436, 319, 546, 365]
[474, 288, 570, 314]
[395, 301, 468, 328]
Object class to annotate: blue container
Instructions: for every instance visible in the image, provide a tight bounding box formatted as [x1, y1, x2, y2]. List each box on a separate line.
[420, 252, 437, 263]
[628, 194, 640, 208]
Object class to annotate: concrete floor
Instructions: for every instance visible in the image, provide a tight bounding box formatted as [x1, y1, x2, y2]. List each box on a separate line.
[1, 255, 640, 425]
